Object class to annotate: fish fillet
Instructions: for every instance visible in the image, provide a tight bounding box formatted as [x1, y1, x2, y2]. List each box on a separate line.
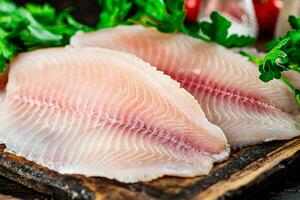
[0, 47, 228, 183]
[71, 26, 300, 147]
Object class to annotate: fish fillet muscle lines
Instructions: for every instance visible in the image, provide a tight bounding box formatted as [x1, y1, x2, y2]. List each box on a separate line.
[0, 47, 228, 183]
[71, 26, 300, 147]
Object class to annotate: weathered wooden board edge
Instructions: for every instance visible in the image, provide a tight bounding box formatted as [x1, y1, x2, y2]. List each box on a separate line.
[0, 150, 95, 199]
[0, 175, 49, 200]
[1, 137, 300, 200]
[159, 140, 285, 200]
[223, 150, 300, 200]
[189, 138, 300, 200]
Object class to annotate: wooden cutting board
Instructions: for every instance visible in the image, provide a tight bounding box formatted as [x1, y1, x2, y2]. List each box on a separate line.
[1, 137, 300, 200]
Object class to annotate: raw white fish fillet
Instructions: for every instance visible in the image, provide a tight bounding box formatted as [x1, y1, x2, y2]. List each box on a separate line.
[71, 26, 300, 147]
[0, 47, 229, 183]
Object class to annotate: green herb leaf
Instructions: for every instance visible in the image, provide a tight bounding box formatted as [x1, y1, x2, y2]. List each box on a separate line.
[288, 16, 300, 30]
[266, 38, 280, 51]
[132, 0, 186, 33]
[225, 34, 256, 48]
[97, 1, 255, 47]
[47, 9, 93, 44]
[97, 0, 132, 28]
[0, 0, 16, 12]
[200, 12, 231, 42]
[200, 12, 255, 47]
[295, 89, 300, 105]
[0, 36, 16, 59]
[256, 38, 290, 82]
[18, 8, 63, 47]
[0, 54, 7, 73]
[0, 28, 16, 73]
[25, 3, 56, 25]
[242, 15, 300, 106]
[0, 0, 92, 73]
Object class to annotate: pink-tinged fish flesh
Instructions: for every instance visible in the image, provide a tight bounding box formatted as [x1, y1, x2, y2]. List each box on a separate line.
[71, 26, 300, 147]
[0, 47, 228, 183]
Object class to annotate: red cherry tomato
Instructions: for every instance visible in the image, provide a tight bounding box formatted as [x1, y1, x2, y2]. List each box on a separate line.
[0, 67, 8, 91]
[253, 0, 282, 33]
[185, 0, 202, 22]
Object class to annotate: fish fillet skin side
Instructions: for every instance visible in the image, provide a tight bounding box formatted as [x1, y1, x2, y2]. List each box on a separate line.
[71, 26, 300, 147]
[0, 47, 228, 183]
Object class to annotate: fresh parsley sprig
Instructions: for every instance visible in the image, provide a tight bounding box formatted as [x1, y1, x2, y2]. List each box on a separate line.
[97, 0, 256, 47]
[129, 0, 187, 33]
[97, 0, 132, 28]
[0, 0, 91, 73]
[199, 12, 256, 47]
[241, 16, 300, 105]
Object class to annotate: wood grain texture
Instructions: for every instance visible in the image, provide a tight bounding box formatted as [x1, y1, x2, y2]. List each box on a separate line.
[0, 176, 47, 199]
[1, 137, 300, 200]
